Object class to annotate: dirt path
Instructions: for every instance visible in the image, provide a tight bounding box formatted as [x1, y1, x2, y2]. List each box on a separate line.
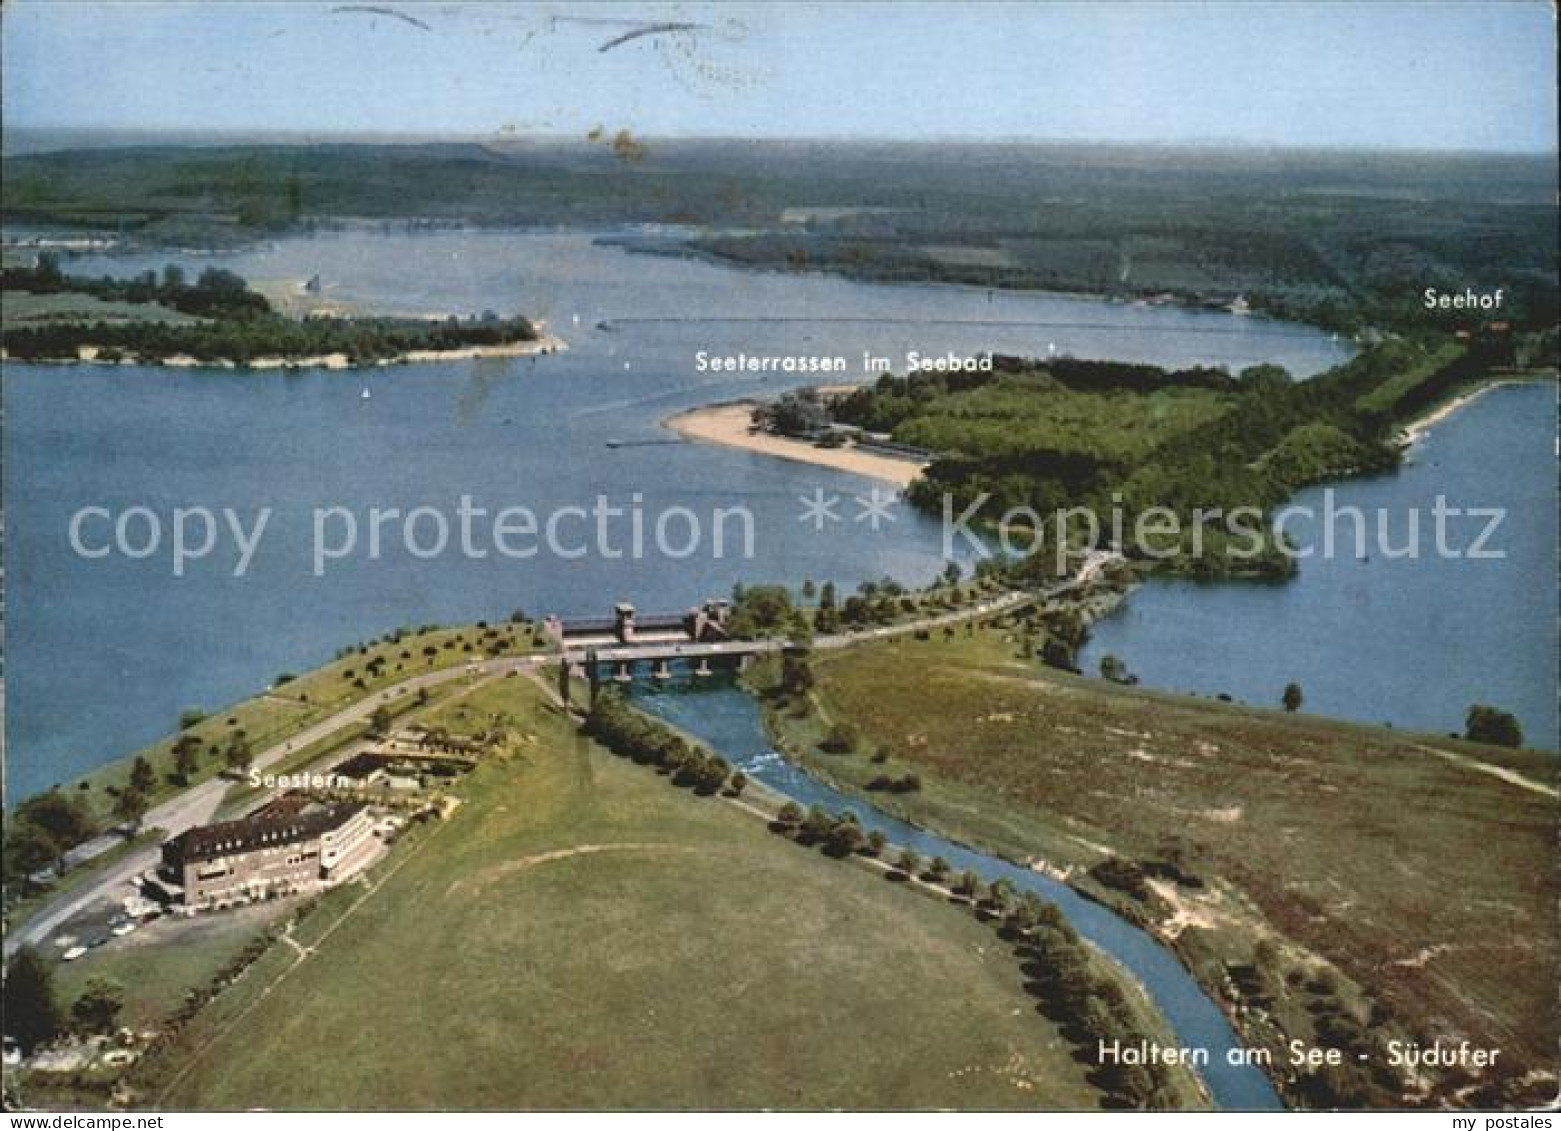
[448, 842, 700, 898]
[1411, 743, 1558, 799]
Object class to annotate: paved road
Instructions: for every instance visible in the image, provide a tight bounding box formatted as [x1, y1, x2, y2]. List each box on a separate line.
[4, 655, 540, 957]
[7, 552, 1124, 955]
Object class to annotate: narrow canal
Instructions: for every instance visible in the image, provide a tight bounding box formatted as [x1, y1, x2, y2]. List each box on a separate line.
[631, 675, 1284, 1110]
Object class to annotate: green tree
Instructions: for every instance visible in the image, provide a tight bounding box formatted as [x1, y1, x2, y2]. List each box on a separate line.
[369, 705, 394, 738]
[824, 817, 865, 857]
[781, 652, 815, 696]
[70, 977, 125, 1034]
[112, 787, 149, 832]
[728, 771, 748, 797]
[1282, 682, 1304, 712]
[128, 755, 156, 796]
[728, 584, 796, 639]
[822, 721, 859, 754]
[1099, 653, 1128, 683]
[1464, 704, 1523, 748]
[224, 731, 255, 776]
[3, 947, 65, 1053]
[896, 848, 922, 878]
[171, 732, 202, 783]
[774, 801, 804, 829]
[800, 804, 835, 843]
[1006, 892, 1048, 935]
[15, 791, 96, 871]
[3, 823, 60, 891]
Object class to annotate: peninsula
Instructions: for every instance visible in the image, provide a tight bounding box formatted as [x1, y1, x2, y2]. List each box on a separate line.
[0, 257, 561, 369]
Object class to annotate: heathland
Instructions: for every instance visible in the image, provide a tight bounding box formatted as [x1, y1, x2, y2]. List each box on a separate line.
[748, 630, 1559, 1109]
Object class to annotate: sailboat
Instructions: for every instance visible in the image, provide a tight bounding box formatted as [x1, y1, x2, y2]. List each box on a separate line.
[361, 387, 372, 401]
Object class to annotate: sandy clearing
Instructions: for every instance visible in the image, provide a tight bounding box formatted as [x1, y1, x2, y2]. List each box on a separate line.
[664, 402, 927, 487]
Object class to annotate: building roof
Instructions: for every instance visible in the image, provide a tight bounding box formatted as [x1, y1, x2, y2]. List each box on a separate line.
[333, 751, 391, 779]
[558, 617, 619, 635]
[168, 794, 364, 864]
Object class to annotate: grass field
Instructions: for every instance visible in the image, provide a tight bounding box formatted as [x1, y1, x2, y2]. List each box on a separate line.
[149, 676, 1126, 1110]
[891, 379, 1231, 465]
[53, 903, 287, 1031]
[3, 289, 203, 327]
[63, 621, 542, 824]
[752, 632, 1559, 1108]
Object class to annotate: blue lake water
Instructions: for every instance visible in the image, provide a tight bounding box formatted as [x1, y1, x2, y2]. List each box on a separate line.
[634, 677, 1282, 1110]
[1081, 382, 1559, 747]
[3, 226, 1551, 1110]
[3, 229, 1355, 800]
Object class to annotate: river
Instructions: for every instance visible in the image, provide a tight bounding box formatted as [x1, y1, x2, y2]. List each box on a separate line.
[3, 228, 1353, 800]
[632, 674, 1282, 1109]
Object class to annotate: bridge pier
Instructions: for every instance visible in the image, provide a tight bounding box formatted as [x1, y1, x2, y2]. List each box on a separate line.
[614, 661, 633, 683]
[652, 659, 672, 681]
[693, 659, 713, 678]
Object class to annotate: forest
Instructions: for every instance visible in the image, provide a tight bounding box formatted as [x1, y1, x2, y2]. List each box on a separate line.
[5, 139, 1556, 335]
[818, 334, 1514, 578]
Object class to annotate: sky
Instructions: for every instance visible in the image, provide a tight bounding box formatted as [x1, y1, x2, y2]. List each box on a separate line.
[3, 1, 1557, 152]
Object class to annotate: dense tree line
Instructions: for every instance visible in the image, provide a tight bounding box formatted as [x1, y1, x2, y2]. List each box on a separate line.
[767, 795, 1180, 1108]
[584, 690, 733, 794]
[3, 262, 537, 364]
[9, 256, 271, 318]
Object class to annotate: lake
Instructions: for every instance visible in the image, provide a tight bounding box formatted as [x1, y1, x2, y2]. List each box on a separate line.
[1081, 381, 1559, 746]
[7, 224, 1514, 804]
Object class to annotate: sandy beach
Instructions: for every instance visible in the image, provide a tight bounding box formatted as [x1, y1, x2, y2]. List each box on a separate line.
[1395, 377, 1545, 451]
[665, 402, 928, 487]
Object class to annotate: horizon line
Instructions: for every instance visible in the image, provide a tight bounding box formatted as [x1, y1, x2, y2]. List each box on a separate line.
[4, 125, 1556, 162]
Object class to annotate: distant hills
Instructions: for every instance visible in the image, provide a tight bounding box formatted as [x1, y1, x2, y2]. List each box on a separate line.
[4, 137, 1556, 333]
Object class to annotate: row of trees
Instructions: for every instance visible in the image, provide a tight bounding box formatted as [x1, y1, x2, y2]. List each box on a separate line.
[584, 690, 740, 796]
[2, 309, 539, 365]
[767, 797, 1174, 1108]
[12, 256, 271, 319]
